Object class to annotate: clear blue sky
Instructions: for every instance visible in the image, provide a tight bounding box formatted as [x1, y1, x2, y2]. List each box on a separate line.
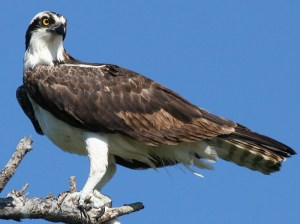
[1, 1, 299, 224]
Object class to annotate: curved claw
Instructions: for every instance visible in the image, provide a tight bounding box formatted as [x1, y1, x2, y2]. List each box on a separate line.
[62, 191, 105, 210]
[93, 190, 112, 207]
[88, 193, 105, 209]
[78, 203, 90, 220]
[78, 191, 105, 211]
[62, 190, 107, 221]
[94, 206, 106, 220]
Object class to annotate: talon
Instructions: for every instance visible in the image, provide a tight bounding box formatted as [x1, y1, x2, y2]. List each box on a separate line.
[95, 206, 106, 220]
[93, 190, 112, 207]
[77, 204, 89, 219]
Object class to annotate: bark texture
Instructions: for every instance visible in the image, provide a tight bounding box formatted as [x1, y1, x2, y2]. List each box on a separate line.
[0, 138, 144, 223]
[0, 137, 32, 193]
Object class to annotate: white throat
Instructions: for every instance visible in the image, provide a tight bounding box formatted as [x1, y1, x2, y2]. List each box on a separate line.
[24, 30, 65, 69]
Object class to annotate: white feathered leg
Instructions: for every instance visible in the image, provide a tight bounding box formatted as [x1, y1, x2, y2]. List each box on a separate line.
[78, 132, 114, 208]
[93, 154, 117, 208]
[80, 133, 121, 223]
[95, 154, 116, 190]
[93, 147, 121, 224]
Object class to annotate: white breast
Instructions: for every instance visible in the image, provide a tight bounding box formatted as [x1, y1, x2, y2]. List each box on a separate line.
[29, 97, 87, 155]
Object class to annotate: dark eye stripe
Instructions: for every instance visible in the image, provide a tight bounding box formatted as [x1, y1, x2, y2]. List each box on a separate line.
[47, 14, 56, 25]
[26, 17, 40, 49]
[25, 12, 64, 50]
[25, 13, 56, 49]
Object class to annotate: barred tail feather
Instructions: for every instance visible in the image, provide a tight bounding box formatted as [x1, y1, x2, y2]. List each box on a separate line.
[208, 124, 296, 174]
[112, 124, 295, 175]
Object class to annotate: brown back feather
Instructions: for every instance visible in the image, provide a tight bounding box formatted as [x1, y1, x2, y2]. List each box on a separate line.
[24, 64, 236, 146]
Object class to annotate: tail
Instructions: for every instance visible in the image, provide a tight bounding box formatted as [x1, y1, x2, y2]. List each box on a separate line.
[207, 124, 296, 174]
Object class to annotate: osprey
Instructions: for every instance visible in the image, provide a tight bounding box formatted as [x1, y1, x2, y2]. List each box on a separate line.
[17, 11, 295, 208]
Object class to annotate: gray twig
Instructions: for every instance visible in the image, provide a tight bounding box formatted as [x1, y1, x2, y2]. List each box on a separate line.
[0, 137, 32, 193]
[69, 176, 76, 193]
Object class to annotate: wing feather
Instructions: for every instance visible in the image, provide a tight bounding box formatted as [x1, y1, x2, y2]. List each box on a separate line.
[24, 64, 236, 146]
[16, 85, 44, 135]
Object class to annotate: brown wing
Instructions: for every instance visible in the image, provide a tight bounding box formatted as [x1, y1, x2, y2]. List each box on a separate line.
[24, 64, 236, 146]
[16, 85, 44, 135]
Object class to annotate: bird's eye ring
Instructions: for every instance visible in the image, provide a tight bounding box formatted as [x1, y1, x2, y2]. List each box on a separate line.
[42, 17, 50, 26]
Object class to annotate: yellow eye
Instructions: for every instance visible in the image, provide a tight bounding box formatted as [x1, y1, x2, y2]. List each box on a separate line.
[42, 17, 50, 26]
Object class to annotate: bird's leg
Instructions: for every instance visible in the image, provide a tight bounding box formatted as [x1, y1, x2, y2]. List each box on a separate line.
[88, 143, 119, 223]
[78, 133, 112, 209]
[95, 156, 116, 191]
[93, 156, 116, 208]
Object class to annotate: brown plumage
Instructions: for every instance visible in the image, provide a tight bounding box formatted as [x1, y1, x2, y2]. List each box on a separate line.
[16, 85, 43, 135]
[19, 62, 295, 174]
[24, 64, 236, 145]
[19, 10, 296, 212]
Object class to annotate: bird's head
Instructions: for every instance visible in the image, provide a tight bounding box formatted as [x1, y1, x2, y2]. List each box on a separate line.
[25, 11, 67, 49]
[24, 11, 67, 69]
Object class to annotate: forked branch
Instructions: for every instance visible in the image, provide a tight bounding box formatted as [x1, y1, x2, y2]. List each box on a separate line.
[0, 138, 144, 223]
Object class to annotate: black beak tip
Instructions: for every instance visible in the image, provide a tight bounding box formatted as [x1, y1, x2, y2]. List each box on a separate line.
[47, 24, 66, 39]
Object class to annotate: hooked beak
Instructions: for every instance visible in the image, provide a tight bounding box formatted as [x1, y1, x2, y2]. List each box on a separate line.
[47, 23, 66, 40]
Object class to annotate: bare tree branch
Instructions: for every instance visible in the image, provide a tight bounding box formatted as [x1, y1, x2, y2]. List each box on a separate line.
[0, 188, 144, 223]
[0, 138, 144, 223]
[0, 137, 32, 193]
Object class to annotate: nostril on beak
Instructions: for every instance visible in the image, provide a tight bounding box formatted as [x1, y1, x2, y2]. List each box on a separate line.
[47, 24, 66, 39]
